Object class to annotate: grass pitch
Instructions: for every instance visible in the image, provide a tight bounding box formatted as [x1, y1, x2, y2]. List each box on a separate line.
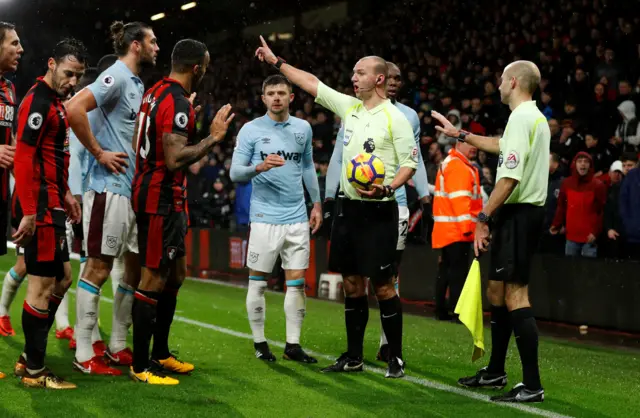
[0, 255, 638, 417]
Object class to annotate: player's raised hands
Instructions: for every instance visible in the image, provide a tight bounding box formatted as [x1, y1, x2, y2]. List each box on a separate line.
[256, 154, 285, 173]
[210, 104, 235, 142]
[97, 149, 128, 174]
[431, 110, 460, 138]
[255, 35, 278, 66]
[0, 144, 15, 169]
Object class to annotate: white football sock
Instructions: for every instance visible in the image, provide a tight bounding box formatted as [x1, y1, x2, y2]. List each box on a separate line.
[109, 282, 134, 353]
[75, 279, 100, 362]
[0, 268, 25, 316]
[55, 292, 70, 330]
[246, 278, 267, 343]
[284, 285, 306, 345]
[111, 256, 124, 296]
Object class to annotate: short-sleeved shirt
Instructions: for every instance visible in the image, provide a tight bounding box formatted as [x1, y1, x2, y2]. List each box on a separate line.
[86, 60, 144, 198]
[232, 114, 314, 225]
[496, 100, 550, 206]
[131, 77, 196, 215]
[0, 77, 17, 209]
[315, 82, 418, 201]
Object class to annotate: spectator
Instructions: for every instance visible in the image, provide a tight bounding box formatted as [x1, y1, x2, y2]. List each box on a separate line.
[603, 161, 625, 258]
[619, 159, 640, 260]
[539, 152, 566, 255]
[551, 152, 607, 258]
[437, 109, 461, 152]
[584, 134, 613, 177]
[615, 100, 640, 151]
[209, 179, 232, 229]
[234, 181, 252, 232]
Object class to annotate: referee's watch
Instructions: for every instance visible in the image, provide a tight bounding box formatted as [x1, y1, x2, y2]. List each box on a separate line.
[457, 130, 470, 143]
[478, 212, 491, 223]
[274, 56, 286, 70]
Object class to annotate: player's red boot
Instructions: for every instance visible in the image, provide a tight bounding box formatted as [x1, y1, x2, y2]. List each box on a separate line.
[106, 348, 133, 366]
[73, 356, 122, 376]
[68, 337, 76, 350]
[55, 326, 74, 340]
[0, 315, 16, 336]
[93, 340, 108, 357]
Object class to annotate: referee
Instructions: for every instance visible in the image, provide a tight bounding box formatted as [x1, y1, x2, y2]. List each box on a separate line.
[256, 36, 418, 378]
[432, 60, 550, 403]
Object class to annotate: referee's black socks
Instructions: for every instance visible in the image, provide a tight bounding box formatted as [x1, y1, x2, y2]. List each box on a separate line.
[511, 307, 542, 390]
[378, 295, 403, 360]
[487, 305, 511, 375]
[345, 296, 368, 359]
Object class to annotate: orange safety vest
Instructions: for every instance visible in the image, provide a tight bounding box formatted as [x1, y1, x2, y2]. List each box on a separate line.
[431, 148, 483, 249]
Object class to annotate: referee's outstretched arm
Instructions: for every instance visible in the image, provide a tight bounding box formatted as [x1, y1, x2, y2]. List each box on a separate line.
[255, 36, 320, 98]
[432, 111, 500, 155]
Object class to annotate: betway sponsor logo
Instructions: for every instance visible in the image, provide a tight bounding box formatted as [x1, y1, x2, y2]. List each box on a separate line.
[260, 150, 301, 162]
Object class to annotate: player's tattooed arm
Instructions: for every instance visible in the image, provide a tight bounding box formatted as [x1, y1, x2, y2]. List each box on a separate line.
[163, 104, 235, 171]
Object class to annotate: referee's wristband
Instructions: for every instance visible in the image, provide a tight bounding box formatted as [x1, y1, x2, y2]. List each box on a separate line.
[458, 130, 470, 142]
[274, 56, 286, 70]
[383, 185, 394, 198]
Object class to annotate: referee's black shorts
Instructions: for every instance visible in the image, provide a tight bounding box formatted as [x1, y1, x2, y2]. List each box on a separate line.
[490, 203, 544, 285]
[328, 196, 398, 282]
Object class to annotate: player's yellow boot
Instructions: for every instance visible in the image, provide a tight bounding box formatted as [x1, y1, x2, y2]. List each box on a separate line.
[153, 355, 195, 375]
[21, 369, 77, 389]
[129, 367, 179, 385]
[0, 370, 5, 379]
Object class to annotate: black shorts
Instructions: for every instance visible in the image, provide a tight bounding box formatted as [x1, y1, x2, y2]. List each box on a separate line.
[24, 225, 69, 280]
[328, 197, 398, 282]
[0, 202, 8, 256]
[490, 204, 544, 285]
[136, 211, 187, 272]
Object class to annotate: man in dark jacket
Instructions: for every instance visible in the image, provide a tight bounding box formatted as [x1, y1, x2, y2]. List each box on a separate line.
[603, 161, 625, 258]
[539, 153, 566, 255]
[620, 163, 640, 260]
[551, 152, 607, 258]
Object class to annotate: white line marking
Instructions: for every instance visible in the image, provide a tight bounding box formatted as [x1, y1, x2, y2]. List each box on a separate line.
[66, 288, 571, 418]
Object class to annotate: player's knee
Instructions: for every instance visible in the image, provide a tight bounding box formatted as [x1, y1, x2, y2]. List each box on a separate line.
[343, 275, 365, 298]
[285, 278, 305, 288]
[14, 258, 27, 277]
[84, 258, 111, 285]
[373, 281, 396, 301]
[504, 284, 530, 311]
[138, 268, 165, 292]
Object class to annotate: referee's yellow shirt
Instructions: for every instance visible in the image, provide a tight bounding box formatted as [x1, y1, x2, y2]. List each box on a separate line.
[315, 82, 418, 201]
[496, 100, 551, 206]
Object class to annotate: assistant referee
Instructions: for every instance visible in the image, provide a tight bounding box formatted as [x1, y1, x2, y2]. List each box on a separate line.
[433, 61, 550, 403]
[255, 36, 418, 378]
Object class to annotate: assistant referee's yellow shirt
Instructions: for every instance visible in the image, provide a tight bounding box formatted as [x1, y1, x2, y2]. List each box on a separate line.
[496, 100, 551, 206]
[315, 82, 418, 201]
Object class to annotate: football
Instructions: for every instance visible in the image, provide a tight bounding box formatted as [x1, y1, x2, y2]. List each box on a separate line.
[346, 153, 386, 190]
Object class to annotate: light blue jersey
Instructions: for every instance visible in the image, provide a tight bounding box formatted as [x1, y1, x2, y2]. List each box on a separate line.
[85, 60, 144, 198]
[326, 100, 429, 206]
[230, 114, 320, 225]
[68, 111, 100, 196]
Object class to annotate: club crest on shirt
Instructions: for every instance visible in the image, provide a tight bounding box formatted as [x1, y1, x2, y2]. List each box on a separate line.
[294, 132, 305, 145]
[249, 252, 259, 263]
[505, 151, 519, 169]
[102, 75, 115, 87]
[411, 146, 419, 163]
[363, 138, 375, 153]
[175, 112, 188, 129]
[106, 236, 118, 249]
[28, 112, 43, 130]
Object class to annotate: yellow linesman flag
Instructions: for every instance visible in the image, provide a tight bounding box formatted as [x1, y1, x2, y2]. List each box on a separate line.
[454, 258, 485, 362]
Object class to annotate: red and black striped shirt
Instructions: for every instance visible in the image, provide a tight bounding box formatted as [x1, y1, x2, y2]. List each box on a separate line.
[0, 76, 17, 210]
[132, 77, 195, 215]
[14, 77, 70, 227]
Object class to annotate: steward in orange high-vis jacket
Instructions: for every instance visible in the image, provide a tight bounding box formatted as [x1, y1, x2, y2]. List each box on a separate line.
[432, 142, 482, 319]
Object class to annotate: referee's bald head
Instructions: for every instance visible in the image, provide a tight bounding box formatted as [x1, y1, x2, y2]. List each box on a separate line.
[502, 60, 541, 96]
[353, 56, 388, 98]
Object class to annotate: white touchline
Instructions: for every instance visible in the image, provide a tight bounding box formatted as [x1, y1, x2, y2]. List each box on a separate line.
[67, 287, 572, 418]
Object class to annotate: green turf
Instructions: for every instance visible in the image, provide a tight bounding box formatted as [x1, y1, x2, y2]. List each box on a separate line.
[0, 254, 638, 418]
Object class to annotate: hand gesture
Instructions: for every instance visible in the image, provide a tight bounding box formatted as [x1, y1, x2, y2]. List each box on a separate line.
[97, 150, 128, 174]
[474, 221, 491, 257]
[13, 214, 35, 247]
[0, 145, 15, 169]
[188, 93, 202, 114]
[256, 154, 285, 173]
[309, 204, 323, 235]
[587, 233, 597, 244]
[607, 229, 620, 240]
[255, 35, 278, 66]
[64, 190, 82, 224]
[210, 104, 235, 142]
[431, 111, 459, 138]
